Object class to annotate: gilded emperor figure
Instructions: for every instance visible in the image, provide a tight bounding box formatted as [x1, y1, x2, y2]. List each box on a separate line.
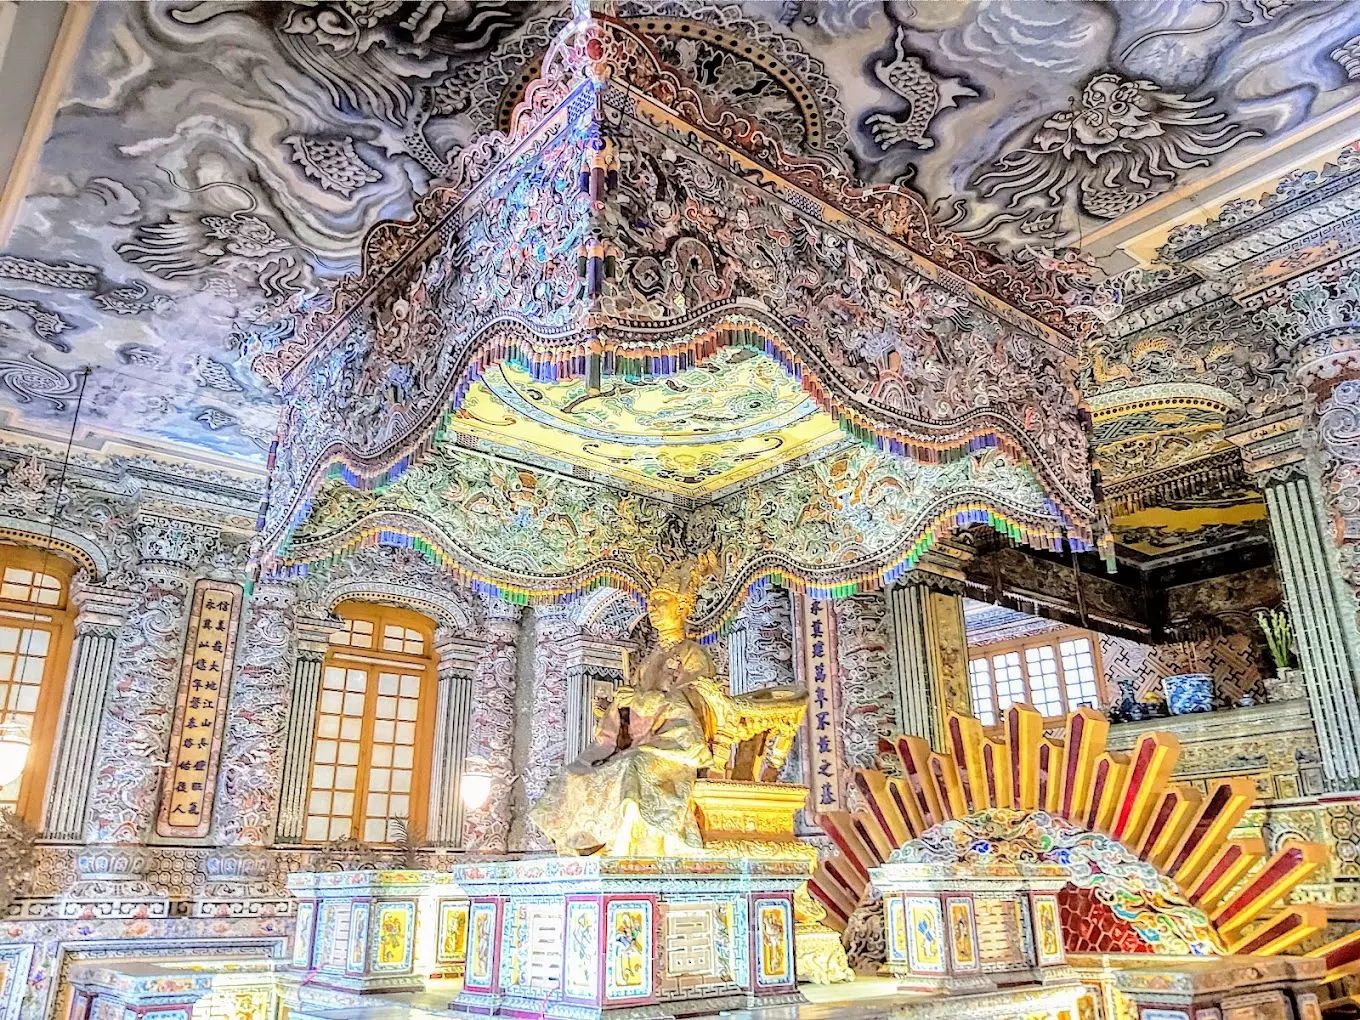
[530, 558, 716, 856]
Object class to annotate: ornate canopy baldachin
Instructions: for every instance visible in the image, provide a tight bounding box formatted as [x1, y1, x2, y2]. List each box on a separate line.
[246, 5, 1099, 629]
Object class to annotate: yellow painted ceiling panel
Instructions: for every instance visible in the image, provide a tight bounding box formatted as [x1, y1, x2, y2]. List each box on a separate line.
[450, 347, 847, 497]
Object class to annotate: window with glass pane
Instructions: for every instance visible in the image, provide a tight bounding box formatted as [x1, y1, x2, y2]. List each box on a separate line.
[0, 545, 72, 822]
[363, 670, 422, 842]
[991, 650, 1027, 712]
[1060, 638, 1101, 710]
[303, 664, 366, 842]
[0, 567, 62, 606]
[965, 628, 1107, 724]
[302, 602, 434, 844]
[1024, 645, 1064, 717]
[968, 657, 996, 725]
[381, 625, 424, 656]
[329, 617, 374, 649]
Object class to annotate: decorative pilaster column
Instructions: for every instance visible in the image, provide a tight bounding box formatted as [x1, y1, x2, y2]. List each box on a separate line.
[211, 580, 297, 846]
[274, 612, 337, 844]
[427, 626, 482, 847]
[729, 585, 796, 696]
[515, 608, 578, 851]
[884, 583, 971, 749]
[728, 619, 751, 693]
[831, 593, 896, 772]
[461, 597, 521, 853]
[563, 636, 628, 765]
[40, 579, 134, 842]
[84, 514, 217, 844]
[1230, 410, 1360, 790]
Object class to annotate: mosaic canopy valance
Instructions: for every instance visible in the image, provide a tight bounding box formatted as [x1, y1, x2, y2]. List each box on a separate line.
[248, 9, 1099, 621]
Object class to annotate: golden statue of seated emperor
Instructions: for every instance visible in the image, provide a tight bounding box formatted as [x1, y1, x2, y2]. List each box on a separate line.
[530, 557, 719, 857]
[530, 558, 809, 857]
[530, 557, 854, 983]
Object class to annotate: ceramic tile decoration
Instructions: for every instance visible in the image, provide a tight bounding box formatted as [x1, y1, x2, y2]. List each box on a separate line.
[1163, 673, 1214, 715]
[348, 903, 370, 973]
[444, 857, 807, 1019]
[906, 897, 946, 974]
[753, 898, 794, 988]
[946, 897, 979, 972]
[373, 902, 416, 972]
[732, 895, 751, 992]
[886, 896, 909, 966]
[604, 900, 653, 1001]
[315, 901, 340, 971]
[1031, 894, 1064, 966]
[563, 900, 601, 1003]
[292, 902, 316, 968]
[436, 899, 470, 973]
[286, 872, 459, 994]
[467, 901, 500, 991]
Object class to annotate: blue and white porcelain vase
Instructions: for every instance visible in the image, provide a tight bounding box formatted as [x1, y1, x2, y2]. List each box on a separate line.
[1162, 673, 1213, 715]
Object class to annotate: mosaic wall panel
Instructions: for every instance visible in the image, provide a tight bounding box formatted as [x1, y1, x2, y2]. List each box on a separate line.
[832, 594, 897, 777]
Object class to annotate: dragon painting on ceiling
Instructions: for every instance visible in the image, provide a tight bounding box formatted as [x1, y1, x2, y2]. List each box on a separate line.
[0, 0, 1358, 463]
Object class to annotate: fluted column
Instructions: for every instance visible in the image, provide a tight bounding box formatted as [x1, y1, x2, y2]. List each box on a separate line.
[729, 585, 795, 696]
[274, 611, 344, 844]
[84, 514, 218, 844]
[427, 627, 482, 847]
[40, 581, 133, 842]
[885, 583, 970, 749]
[728, 619, 751, 694]
[211, 581, 297, 846]
[461, 598, 521, 853]
[563, 635, 628, 764]
[1265, 472, 1360, 788]
[1230, 410, 1360, 790]
[275, 661, 323, 843]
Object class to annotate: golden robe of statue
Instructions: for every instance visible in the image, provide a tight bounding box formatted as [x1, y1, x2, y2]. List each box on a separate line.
[530, 559, 716, 856]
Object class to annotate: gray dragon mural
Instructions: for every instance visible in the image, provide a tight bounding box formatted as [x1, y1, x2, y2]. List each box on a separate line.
[1, 0, 1358, 461]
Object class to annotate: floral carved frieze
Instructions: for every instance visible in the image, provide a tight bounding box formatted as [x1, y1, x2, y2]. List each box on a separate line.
[134, 513, 220, 569]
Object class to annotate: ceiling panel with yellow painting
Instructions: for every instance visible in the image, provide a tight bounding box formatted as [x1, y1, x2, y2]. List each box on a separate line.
[449, 347, 849, 499]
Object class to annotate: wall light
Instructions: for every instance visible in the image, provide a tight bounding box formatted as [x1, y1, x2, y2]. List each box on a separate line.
[0, 720, 30, 790]
[460, 756, 493, 812]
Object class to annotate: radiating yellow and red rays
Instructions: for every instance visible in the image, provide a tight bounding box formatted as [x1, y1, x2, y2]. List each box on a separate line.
[810, 704, 1330, 959]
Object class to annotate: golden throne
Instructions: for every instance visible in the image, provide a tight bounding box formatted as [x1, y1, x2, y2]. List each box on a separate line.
[682, 678, 855, 984]
[686, 677, 811, 841]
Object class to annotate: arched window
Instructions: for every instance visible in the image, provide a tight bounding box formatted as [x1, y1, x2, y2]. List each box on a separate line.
[0, 543, 74, 822]
[303, 601, 437, 844]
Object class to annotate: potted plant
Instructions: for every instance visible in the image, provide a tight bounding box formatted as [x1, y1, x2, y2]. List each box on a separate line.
[1257, 607, 1305, 701]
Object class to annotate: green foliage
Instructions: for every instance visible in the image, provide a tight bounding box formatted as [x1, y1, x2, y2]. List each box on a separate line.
[1256, 607, 1295, 671]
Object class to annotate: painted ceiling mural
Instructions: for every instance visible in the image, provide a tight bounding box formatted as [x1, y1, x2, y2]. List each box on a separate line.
[2, 1, 1358, 463]
[453, 348, 850, 499]
[0, 0, 1358, 619]
[0, 0, 553, 458]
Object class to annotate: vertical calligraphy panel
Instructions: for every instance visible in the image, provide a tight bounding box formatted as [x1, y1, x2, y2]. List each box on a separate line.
[156, 580, 243, 837]
[794, 595, 843, 814]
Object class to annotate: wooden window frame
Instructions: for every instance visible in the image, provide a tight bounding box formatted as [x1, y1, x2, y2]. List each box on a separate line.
[966, 627, 1105, 725]
[304, 601, 438, 845]
[0, 543, 74, 824]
